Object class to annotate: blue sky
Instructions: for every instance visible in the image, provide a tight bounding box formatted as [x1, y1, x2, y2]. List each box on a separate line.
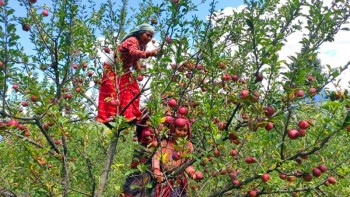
[5, 0, 244, 53]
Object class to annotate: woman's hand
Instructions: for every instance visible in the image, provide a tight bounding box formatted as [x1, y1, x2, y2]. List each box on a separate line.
[153, 168, 164, 183]
[146, 48, 160, 57]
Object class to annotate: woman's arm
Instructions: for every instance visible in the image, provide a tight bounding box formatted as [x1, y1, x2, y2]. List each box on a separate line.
[185, 142, 196, 179]
[152, 143, 164, 183]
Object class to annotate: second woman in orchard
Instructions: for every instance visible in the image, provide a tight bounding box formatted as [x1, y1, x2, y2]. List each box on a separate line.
[97, 24, 160, 124]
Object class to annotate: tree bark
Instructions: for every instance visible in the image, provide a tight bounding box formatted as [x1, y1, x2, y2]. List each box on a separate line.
[95, 131, 120, 197]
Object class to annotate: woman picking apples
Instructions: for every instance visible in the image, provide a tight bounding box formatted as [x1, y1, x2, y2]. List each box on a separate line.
[97, 24, 160, 125]
[152, 117, 203, 197]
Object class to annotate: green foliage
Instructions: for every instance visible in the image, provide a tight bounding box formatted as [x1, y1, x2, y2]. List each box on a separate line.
[0, 0, 350, 196]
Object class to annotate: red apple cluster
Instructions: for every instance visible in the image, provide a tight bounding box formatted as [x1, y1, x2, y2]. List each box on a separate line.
[288, 120, 310, 139]
[244, 156, 257, 164]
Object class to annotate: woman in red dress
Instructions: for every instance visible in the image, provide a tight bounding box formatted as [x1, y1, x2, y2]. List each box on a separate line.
[97, 24, 160, 124]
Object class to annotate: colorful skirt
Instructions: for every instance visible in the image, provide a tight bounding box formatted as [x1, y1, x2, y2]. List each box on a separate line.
[97, 62, 142, 123]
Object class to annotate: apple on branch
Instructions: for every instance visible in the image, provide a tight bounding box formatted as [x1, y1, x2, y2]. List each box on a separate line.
[42, 9, 49, 16]
[239, 89, 249, 99]
[288, 129, 299, 139]
[22, 24, 31, 32]
[261, 173, 270, 182]
[167, 98, 177, 108]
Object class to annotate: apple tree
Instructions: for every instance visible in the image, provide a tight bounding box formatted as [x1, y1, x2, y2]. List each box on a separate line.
[0, 0, 350, 196]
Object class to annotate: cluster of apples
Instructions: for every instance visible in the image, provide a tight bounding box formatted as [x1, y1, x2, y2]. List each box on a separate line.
[288, 120, 310, 139]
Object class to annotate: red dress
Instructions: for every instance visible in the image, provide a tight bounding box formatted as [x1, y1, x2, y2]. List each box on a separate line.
[97, 37, 147, 123]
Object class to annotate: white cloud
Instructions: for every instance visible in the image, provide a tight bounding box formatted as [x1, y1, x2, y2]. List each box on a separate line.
[277, 0, 350, 90]
[216, 0, 350, 90]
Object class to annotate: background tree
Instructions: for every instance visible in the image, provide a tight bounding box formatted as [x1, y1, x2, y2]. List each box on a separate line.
[0, 0, 350, 196]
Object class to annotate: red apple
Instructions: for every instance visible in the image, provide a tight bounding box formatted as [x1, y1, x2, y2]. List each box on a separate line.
[88, 70, 94, 77]
[137, 75, 143, 81]
[312, 168, 322, 177]
[239, 89, 249, 99]
[214, 148, 220, 157]
[346, 125, 350, 131]
[251, 157, 257, 163]
[130, 160, 139, 168]
[229, 172, 237, 179]
[177, 106, 188, 115]
[195, 171, 204, 180]
[309, 87, 317, 95]
[196, 64, 202, 70]
[42, 9, 49, 16]
[172, 151, 181, 161]
[64, 93, 72, 99]
[30, 95, 38, 102]
[104, 47, 110, 54]
[72, 64, 78, 69]
[255, 73, 263, 83]
[248, 190, 257, 197]
[265, 122, 273, 131]
[298, 129, 306, 137]
[7, 119, 19, 127]
[165, 36, 171, 44]
[0, 0, 4, 6]
[228, 133, 238, 140]
[167, 98, 177, 108]
[303, 173, 313, 182]
[298, 120, 309, 129]
[174, 118, 186, 128]
[264, 106, 275, 117]
[165, 116, 173, 124]
[150, 18, 158, 25]
[218, 122, 226, 130]
[245, 157, 253, 164]
[295, 90, 304, 97]
[231, 75, 239, 81]
[75, 87, 81, 93]
[222, 74, 231, 81]
[288, 176, 296, 182]
[288, 129, 299, 139]
[261, 173, 270, 182]
[232, 179, 240, 186]
[307, 75, 315, 81]
[219, 169, 227, 175]
[230, 149, 238, 157]
[0, 61, 4, 68]
[318, 164, 327, 173]
[21, 101, 29, 107]
[279, 173, 287, 180]
[12, 83, 19, 90]
[54, 140, 63, 145]
[251, 91, 260, 102]
[30, 0, 37, 3]
[218, 62, 225, 69]
[22, 24, 31, 31]
[295, 157, 302, 165]
[327, 176, 336, 184]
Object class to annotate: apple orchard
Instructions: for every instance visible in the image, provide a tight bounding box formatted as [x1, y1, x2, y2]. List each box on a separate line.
[1, 0, 350, 196]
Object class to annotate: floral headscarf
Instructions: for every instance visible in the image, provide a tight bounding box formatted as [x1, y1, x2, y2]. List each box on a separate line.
[120, 23, 155, 44]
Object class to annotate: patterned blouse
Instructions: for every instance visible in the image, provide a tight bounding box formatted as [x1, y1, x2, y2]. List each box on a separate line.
[118, 37, 147, 70]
